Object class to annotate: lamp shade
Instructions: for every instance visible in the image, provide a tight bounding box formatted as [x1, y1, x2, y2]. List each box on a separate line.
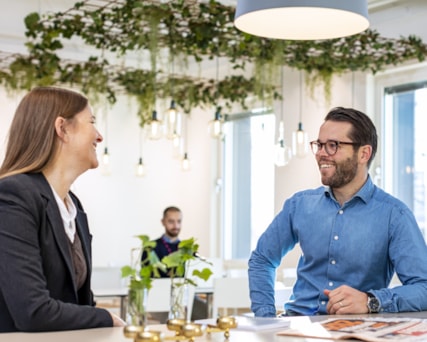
[234, 0, 369, 40]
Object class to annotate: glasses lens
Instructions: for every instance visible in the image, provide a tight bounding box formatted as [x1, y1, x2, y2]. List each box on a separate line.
[310, 142, 319, 154]
[326, 141, 339, 155]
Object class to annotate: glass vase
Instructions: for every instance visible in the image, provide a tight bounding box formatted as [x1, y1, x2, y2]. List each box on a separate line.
[127, 287, 148, 327]
[168, 279, 190, 322]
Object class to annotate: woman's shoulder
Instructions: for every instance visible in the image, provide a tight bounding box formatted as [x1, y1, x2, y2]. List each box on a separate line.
[0, 173, 50, 199]
[0, 172, 45, 184]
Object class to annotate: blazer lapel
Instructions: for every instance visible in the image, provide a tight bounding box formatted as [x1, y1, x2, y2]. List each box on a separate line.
[40, 179, 77, 293]
[75, 209, 91, 277]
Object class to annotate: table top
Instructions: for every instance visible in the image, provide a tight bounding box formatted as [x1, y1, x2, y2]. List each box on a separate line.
[2, 312, 427, 342]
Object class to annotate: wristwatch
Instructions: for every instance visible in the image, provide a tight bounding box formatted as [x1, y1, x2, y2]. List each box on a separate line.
[366, 292, 380, 313]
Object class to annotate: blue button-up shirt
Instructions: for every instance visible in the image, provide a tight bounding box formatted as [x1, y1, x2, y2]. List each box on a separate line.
[249, 177, 427, 316]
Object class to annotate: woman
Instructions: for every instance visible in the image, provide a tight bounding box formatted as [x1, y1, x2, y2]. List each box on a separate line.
[0, 87, 125, 332]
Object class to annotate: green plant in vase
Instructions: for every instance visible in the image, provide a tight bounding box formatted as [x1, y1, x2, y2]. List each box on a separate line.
[161, 237, 213, 322]
[121, 235, 166, 327]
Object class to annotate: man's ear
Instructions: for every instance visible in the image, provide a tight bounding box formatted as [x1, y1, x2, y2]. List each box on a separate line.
[54, 117, 67, 141]
[359, 145, 372, 165]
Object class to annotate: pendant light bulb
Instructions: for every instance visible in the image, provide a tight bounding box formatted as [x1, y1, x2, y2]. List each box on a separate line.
[102, 147, 110, 165]
[274, 121, 292, 167]
[149, 110, 163, 140]
[208, 109, 223, 138]
[101, 147, 111, 176]
[165, 100, 182, 139]
[292, 122, 309, 158]
[181, 152, 191, 171]
[135, 157, 146, 177]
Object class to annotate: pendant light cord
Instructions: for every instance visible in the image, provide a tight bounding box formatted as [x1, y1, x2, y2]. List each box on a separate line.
[352, 72, 355, 108]
[280, 66, 284, 123]
[299, 70, 303, 124]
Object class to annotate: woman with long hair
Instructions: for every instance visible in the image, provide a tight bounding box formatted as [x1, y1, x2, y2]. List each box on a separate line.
[0, 86, 125, 332]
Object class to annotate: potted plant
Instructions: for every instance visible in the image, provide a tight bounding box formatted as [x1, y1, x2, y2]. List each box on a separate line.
[121, 235, 166, 326]
[161, 237, 213, 322]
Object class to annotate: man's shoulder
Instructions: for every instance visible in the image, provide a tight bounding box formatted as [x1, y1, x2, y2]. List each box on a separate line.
[371, 186, 411, 211]
[292, 186, 326, 199]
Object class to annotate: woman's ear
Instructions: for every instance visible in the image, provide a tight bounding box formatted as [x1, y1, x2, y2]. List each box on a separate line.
[54, 116, 67, 141]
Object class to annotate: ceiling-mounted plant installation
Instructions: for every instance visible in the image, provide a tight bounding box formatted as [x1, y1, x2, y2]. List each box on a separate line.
[0, 0, 426, 124]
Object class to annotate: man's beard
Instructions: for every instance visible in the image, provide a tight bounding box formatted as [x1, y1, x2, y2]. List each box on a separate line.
[321, 153, 358, 189]
[166, 228, 180, 238]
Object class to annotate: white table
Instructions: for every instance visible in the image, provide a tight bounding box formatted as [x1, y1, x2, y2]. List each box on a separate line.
[3, 313, 427, 342]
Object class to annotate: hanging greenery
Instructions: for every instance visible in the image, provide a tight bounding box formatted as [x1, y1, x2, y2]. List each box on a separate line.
[0, 0, 426, 125]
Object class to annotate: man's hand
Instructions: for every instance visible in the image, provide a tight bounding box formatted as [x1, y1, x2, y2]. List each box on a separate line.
[324, 285, 370, 314]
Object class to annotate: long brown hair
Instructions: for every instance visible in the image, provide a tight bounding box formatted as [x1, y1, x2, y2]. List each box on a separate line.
[0, 86, 88, 179]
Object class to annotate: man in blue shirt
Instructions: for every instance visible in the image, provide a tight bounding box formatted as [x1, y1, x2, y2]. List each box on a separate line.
[249, 107, 427, 316]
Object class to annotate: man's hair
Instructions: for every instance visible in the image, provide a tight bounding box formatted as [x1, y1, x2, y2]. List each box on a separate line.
[163, 206, 181, 218]
[324, 107, 378, 168]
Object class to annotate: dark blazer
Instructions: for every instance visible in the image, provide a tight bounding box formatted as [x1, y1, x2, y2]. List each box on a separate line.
[0, 173, 112, 332]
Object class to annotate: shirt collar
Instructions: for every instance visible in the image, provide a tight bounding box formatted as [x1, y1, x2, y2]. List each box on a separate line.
[324, 175, 375, 205]
[162, 234, 180, 244]
[50, 185, 77, 242]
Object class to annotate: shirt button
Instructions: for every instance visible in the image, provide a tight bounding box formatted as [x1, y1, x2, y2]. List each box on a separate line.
[329, 282, 333, 287]
[334, 235, 339, 240]
[331, 260, 336, 265]
[339, 210, 344, 215]
[321, 301, 326, 305]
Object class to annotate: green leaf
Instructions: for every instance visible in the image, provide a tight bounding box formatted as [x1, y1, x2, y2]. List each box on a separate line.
[192, 268, 213, 281]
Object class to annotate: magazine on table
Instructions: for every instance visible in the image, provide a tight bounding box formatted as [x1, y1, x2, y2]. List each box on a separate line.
[277, 317, 427, 341]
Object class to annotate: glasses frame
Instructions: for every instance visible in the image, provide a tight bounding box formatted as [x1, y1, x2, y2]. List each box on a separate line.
[310, 140, 360, 156]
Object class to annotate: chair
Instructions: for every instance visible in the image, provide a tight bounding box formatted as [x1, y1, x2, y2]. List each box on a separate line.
[211, 277, 251, 318]
[91, 266, 125, 291]
[145, 278, 196, 323]
[91, 266, 128, 320]
[274, 286, 293, 312]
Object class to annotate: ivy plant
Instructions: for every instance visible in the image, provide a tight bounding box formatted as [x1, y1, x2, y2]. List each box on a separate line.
[0, 0, 426, 122]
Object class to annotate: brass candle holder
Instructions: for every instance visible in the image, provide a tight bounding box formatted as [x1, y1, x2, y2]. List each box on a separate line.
[124, 325, 145, 339]
[166, 318, 186, 336]
[206, 316, 238, 339]
[123, 326, 163, 342]
[124, 316, 237, 342]
[165, 319, 205, 342]
[135, 330, 164, 342]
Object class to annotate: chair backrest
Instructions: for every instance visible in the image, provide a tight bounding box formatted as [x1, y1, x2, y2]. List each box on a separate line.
[274, 286, 293, 311]
[147, 278, 196, 319]
[146, 278, 172, 312]
[211, 277, 251, 318]
[222, 259, 248, 278]
[91, 266, 125, 292]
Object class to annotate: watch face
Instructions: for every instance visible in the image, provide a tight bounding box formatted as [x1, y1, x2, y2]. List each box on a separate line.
[368, 296, 380, 313]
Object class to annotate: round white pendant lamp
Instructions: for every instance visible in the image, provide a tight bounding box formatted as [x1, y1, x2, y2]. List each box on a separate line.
[234, 0, 369, 40]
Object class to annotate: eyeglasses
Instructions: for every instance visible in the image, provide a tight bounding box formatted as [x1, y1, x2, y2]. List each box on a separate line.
[310, 140, 360, 156]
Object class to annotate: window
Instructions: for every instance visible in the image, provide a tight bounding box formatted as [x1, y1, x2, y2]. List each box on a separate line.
[222, 112, 275, 259]
[383, 82, 427, 238]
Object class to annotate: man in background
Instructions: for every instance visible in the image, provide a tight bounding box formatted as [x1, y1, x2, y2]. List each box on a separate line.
[153, 206, 182, 278]
[150, 206, 208, 321]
